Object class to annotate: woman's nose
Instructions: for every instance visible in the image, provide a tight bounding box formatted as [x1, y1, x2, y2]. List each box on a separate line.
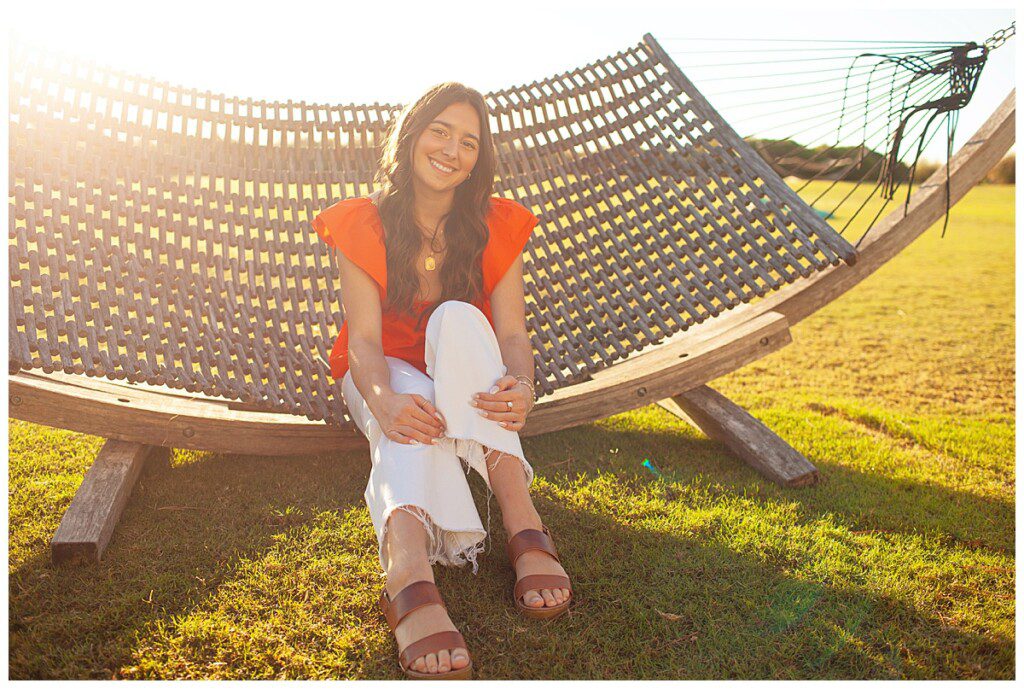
[441, 139, 458, 157]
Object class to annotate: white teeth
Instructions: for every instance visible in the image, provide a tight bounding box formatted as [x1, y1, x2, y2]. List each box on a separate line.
[430, 159, 454, 173]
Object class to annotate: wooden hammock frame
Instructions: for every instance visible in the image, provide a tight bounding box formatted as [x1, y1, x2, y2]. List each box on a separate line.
[8, 39, 1014, 564]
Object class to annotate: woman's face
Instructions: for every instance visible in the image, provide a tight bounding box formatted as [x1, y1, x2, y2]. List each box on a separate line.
[411, 101, 481, 194]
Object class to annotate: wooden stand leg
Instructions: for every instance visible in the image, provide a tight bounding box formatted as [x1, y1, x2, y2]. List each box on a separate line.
[50, 439, 166, 565]
[658, 385, 819, 487]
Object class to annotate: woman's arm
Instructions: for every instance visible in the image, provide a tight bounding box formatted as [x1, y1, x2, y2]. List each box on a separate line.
[336, 247, 394, 419]
[473, 253, 536, 429]
[489, 254, 534, 385]
[332, 195, 445, 442]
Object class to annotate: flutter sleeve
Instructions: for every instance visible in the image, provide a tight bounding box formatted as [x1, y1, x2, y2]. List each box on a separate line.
[311, 198, 387, 292]
[484, 197, 539, 294]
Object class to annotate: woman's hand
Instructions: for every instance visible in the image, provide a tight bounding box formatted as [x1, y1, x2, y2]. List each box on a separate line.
[472, 375, 534, 431]
[376, 392, 447, 446]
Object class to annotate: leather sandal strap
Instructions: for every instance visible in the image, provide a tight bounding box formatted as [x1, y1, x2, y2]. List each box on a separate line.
[380, 580, 444, 632]
[506, 526, 559, 567]
[514, 573, 572, 602]
[399, 630, 467, 671]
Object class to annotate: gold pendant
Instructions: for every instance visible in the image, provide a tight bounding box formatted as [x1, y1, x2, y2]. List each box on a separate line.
[425, 255, 436, 271]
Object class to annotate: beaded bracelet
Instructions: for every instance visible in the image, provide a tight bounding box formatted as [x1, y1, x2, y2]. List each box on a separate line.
[513, 375, 537, 402]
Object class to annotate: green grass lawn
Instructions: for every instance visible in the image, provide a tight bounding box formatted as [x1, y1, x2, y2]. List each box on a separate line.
[8, 181, 1014, 679]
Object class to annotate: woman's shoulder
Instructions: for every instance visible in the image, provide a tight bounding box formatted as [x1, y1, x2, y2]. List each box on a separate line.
[488, 195, 539, 240]
[311, 196, 385, 251]
[481, 196, 539, 293]
[488, 195, 532, 217]
[317, 196, 378, 220]
[313, 196, 383, 232]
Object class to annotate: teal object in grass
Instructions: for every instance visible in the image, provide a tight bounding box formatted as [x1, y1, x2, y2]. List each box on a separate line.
[642, 459, 665, 479]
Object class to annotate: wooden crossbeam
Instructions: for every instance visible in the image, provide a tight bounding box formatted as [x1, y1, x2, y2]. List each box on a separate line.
[50, 440, 165, 565]
[9, 310, 791, 455]
[658, 386, 819, 487]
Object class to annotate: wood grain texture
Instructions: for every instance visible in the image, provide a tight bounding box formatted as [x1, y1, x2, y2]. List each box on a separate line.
[10, 310, 791, 454]
[658, 389, 819, 487]
[50, 440, 162, 565]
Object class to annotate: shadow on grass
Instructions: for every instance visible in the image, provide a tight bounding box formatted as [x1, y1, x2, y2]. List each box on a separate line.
[454, 488, 1013, 680]
[8, 421, 1014, 679]
[540, 410, 1015, 555]
[9, 449, 375, 679]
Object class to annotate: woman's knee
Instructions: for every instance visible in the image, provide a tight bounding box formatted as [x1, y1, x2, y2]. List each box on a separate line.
[428, 301, 496, 343]
[429, 300, 488, 329]
[385, 357, 436, 401]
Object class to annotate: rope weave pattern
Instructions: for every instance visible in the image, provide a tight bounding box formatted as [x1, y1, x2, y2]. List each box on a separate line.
[8, 35, 857, 426]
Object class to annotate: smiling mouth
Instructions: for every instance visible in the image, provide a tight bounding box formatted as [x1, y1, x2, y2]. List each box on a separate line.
[429, 158, 457, 174]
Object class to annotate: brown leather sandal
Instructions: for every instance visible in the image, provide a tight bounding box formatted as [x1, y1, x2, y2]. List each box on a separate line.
[379, 580, 473, 680]
[506, 524, 573, 620]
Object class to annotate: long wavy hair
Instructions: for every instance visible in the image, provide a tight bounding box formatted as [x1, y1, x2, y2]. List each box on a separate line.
[373, 82, 496, 330]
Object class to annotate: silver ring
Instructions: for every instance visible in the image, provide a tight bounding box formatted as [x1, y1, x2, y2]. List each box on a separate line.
[507, 401, 513, 410]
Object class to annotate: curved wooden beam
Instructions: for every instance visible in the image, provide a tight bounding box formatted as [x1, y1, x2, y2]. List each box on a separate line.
[9, 309, 791, 455]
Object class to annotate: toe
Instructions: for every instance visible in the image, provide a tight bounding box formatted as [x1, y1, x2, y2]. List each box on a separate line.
[541, 589, 557, 607]
[525, 590, 545, 608]
[552, 589, 564, 604]
[412, 657, 427, 673]
[437, 649, 451, 673]
[452, 647, 470, 669]
[562, 588, 571, 602]
[425, 652, 439, 674]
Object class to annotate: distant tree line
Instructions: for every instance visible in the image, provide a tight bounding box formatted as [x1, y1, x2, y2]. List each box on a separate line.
[744, 137, 1015, 186]
[983, 154, 1015, 184]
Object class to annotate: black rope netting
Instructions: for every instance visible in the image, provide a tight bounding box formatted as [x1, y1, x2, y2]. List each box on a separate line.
[664, 21, 1012, 243]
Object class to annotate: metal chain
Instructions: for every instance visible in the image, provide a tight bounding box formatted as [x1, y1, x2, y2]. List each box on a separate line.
[984, 21, 1015, 51]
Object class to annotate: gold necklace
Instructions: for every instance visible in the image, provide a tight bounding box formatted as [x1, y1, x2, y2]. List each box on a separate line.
[424, 239, 447, 271]
[420, 219, 446, 272]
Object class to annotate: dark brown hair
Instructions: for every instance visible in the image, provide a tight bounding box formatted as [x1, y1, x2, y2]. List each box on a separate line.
[373, 82, 496, 330]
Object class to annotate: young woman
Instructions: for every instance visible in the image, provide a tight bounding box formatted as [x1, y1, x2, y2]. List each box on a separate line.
[311, 82, 572, 680]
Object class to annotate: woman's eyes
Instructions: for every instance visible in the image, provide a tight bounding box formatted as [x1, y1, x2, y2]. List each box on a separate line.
[432, 128, 476, 149]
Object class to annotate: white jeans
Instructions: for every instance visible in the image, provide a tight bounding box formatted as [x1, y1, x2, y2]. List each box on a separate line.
[341, 300, 535, 574]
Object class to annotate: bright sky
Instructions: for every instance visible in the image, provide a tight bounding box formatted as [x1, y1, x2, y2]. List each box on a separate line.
[9, 0, 1016, 163]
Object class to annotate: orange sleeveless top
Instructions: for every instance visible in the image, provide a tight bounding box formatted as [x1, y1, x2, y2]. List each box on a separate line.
[311, 196, 539, 380]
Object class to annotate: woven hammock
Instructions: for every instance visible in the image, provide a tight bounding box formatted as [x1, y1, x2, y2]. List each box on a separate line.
[8, 33, 858, 427]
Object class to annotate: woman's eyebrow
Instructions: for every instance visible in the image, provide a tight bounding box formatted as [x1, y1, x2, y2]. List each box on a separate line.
[430, 119, 480, 141]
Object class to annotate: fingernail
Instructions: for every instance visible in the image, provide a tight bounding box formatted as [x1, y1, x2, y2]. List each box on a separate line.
[434, 412, 444, 422]
[470, 400, 478, 407]
[489, 386, 498, 394]
[409, 440, 420, 445]
[477, 410, 487, 417]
